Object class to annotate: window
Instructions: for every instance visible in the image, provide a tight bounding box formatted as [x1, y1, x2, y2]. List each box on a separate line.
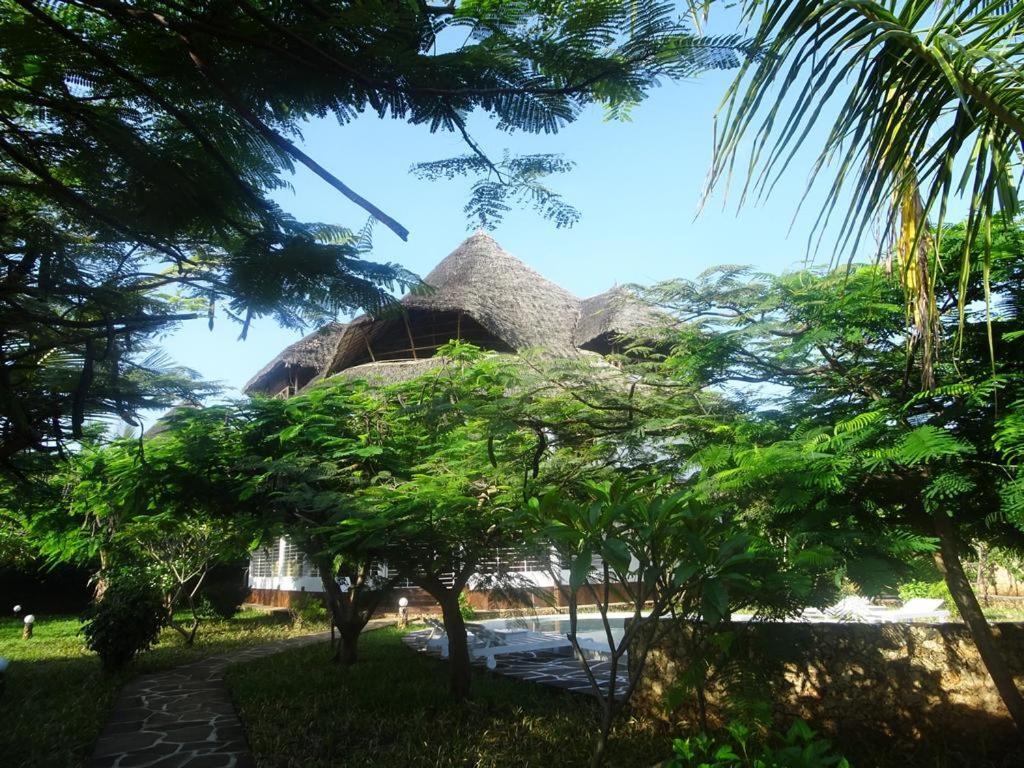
[250, 547, 275, 579]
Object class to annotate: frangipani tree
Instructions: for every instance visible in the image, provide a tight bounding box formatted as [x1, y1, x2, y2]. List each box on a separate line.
[529, 477, 821, 768]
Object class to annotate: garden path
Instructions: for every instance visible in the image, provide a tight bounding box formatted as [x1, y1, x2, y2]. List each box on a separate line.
[87, 620, 393, 768]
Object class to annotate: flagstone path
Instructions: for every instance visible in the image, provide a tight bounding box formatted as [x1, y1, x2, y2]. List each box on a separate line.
[88, 620, 393, 768]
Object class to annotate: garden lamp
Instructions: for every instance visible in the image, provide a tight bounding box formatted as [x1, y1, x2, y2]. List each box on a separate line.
[13, 605, 21, 615]
[22, 614, 34, 640]
[398, 596, 409, 628]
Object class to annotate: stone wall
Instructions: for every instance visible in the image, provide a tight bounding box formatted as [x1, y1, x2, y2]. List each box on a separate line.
[632, 620, 1024, 747]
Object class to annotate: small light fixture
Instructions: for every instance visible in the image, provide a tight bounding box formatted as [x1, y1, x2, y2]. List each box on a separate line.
[397, 596, 409, 628]
[22, 614, 35, 640]
[398, 597, 409, 608]
[12, 605, 21, 614]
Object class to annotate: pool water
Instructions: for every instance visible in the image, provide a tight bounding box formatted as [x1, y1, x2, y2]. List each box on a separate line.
[482, 613, 635, 654]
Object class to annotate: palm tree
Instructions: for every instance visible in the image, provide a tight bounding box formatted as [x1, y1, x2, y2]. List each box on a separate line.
[707, 0, 1024, 731]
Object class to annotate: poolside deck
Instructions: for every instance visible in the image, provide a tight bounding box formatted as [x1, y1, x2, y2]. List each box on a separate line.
[402, 629, 629, 700]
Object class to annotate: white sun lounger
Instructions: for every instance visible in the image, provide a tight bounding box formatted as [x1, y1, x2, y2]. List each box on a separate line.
[424, 619, 597, 669]
[888, 598, 950, 622]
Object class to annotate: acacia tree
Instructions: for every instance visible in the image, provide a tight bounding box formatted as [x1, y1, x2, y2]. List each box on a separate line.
[641, 241, 1024, 730]
[239, 385, 400, 665]
[38, 408, 253, 640]
[304, 344, 538, 699]
[0, 0, 749, 466]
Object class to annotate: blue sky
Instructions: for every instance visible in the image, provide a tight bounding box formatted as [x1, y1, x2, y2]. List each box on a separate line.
[156, 19, 864, 409]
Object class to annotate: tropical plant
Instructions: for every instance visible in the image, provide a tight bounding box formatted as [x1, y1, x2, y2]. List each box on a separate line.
[641, 245, 1024, 729]
[80, 569, 166, 670]
[34, 408, 254, 642]
[528, 478, 833, 768]
[709, 0, 1024, 388]
[667, 720, 849, 768]
[240, 385, 399, 666]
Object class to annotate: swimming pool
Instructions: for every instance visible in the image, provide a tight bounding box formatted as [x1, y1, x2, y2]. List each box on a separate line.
[481, 613, 636, 653]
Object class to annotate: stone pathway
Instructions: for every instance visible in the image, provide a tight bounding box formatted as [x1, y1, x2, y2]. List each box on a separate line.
[402, 629, 630, 700]
[88, 621, 393, 768]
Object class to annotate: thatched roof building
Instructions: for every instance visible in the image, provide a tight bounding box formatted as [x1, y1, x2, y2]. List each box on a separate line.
[244, 232, 663, 396]
[575, 286, 665, 355]
[244, 322, 347, 397]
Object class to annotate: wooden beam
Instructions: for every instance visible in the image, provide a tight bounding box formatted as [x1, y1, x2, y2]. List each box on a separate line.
[362, 329, 376, 362]
[403, 313, 418, 359]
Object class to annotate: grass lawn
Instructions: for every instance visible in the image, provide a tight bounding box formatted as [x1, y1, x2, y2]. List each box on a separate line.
[226, 626, 669, 768]
[0, 610, 324, 768]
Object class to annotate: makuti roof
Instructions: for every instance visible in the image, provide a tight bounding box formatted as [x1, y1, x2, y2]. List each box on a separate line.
[243, 322, 347, 394]
[575, 286, 666, 349]
[246, 232, 663, 394]
[325, 231, 582, 374]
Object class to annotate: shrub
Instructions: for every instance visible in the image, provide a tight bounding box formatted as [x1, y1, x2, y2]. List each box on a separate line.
[197, 569, 249, 619]
[290, 592, 328, 627]
[458, 591, 476, 620]
[81, 575, 167, 671]
[667, 721, 849, 768]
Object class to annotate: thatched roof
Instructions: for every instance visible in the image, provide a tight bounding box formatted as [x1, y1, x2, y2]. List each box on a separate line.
[575, 287, 666, 350]
[326, 232, 582, 374]
[249, 233, 669, 396]
[327, 358, 446, 386]
[244, 322, 347, 395]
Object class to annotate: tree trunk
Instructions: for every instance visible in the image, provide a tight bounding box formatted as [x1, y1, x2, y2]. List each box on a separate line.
[439, 591, 472, 701]
[589, 704, 614, 768]
[335, 624, 360, 665]
[933, 511, 1024, 733]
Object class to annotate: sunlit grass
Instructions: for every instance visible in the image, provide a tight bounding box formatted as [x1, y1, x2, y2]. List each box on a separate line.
[226, 625, 668, 768]
[0, 610, 322, 768]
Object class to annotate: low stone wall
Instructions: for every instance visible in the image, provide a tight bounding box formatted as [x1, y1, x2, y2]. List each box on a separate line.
[632, 620, 1024, 746]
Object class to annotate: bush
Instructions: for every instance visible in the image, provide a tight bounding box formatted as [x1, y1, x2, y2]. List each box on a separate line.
[81, 575, 167, 671]
[290, 592, 329, 627]
[667, 721, 849, 768]
[197, 568, 249, 619]
[458, 591, 476, 620]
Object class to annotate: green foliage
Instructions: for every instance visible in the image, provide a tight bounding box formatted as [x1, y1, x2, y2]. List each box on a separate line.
[667, 721, 849, 768]
[710, 0, 1024, 383]
[897, 579, 956, 615]
[196, 571, 250, 620]
[80, 573, 167, 671]
[458, 592, 477, 621]
[0, 0, 752, 466]
[290, 593, 330, 628]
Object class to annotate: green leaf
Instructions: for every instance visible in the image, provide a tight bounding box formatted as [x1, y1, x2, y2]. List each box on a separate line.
[278, 424, 303, 442]
[569, 547, 593, 589]
[701, 580, 728, 625]
[603, 538, 631, 572]
[672, 562, 699, 587]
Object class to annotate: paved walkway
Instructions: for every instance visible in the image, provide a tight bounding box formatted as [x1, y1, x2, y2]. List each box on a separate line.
[402, 628, 630, 699]
[88, 621, 392, 768]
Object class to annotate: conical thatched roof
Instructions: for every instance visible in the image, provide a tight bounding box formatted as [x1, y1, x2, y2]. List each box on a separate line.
[244, 322, 347, 395]
[575, 286, 666, 350]
[326, 232, 582, 374]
